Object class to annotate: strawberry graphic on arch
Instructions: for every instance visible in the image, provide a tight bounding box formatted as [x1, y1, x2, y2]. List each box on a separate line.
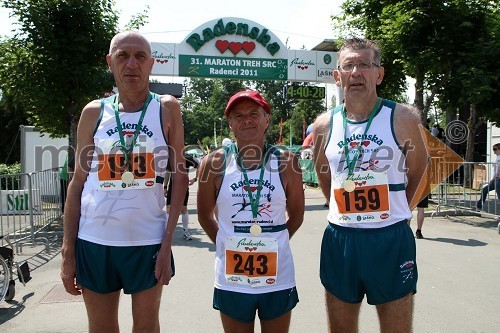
[215, 40, 229, 53]
[229, 42, 243, 55]
[215, 40, 256, 55]
[242, 41, 255, 54]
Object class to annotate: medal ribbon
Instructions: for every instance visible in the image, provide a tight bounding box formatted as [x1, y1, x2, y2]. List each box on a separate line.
[342, 98, 381, 176]
[236, 144, 270, 220]
[113, 93, 153, 168]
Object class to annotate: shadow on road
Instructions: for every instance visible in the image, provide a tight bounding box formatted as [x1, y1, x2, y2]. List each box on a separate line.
[0, 292, 34, 324]
[422, 237, 487, 247]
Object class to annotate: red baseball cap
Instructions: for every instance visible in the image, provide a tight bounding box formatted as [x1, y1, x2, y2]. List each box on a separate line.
[224, 91, 271, 118]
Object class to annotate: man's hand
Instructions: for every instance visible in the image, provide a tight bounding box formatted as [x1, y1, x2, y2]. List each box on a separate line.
[60, 254, 81, 295]
[154, 245, 173, 285]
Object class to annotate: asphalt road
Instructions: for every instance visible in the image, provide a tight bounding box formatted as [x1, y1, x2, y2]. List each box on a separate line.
[1, 185, 499, 332]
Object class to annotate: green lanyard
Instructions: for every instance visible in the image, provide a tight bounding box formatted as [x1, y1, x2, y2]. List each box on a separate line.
[342, 98, 381, 176]
[113, 93, 152, 167]
[236, 145, 269, 220]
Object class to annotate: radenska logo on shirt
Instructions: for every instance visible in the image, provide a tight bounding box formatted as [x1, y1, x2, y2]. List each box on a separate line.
[337, 133, 383, 148]
[106, 123, 154, 138]
[230, 178, 275, 192]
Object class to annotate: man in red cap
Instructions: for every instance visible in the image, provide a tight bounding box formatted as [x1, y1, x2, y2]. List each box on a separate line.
[197, 90, 304, 332]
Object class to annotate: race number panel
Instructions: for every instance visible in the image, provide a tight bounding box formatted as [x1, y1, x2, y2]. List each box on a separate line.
[225, 236, 278, 287]
[333, 171, 391, 223]
[97, 137, 156, 191]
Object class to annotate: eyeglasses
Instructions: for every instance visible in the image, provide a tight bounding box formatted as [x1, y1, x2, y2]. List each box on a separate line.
[338, 61, 380, 72]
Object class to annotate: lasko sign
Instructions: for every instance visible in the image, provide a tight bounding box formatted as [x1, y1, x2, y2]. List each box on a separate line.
[151, 17, 337, 83]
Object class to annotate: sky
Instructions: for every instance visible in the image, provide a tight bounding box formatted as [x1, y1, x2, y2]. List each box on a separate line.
[0, 0, 344, 49]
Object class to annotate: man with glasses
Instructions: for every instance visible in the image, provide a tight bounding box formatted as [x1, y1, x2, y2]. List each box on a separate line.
[313, 38, 428, 332]
[476, 143, 500, 211]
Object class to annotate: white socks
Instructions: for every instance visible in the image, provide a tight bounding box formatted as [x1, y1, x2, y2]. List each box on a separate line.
[181, 212, 189, 230]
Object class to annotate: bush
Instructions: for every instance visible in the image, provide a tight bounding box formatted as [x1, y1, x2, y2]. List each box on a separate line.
[0, 163, 21, 175]
[0, 163, 21, 190]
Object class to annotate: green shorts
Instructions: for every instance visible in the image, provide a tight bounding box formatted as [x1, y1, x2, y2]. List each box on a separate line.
[320, 220, 417, 305]
[76, 239, 175, 294]
[213, 287, 299, 323]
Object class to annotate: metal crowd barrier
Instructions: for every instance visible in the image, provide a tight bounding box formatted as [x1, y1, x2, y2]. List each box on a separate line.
[429, 161, 500, 218]
[0, 168, 63, 253]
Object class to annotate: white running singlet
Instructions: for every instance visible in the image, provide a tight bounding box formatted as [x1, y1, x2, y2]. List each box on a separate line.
[325, 99, 412, 228]
[78, 94, 169, 246]
[215, 145, 296, 294]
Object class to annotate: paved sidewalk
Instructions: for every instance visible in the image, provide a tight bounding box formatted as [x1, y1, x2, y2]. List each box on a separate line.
[1, 186, 500, 332]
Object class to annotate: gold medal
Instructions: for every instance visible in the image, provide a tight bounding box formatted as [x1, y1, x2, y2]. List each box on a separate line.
[343, 179, 355, 192]
[250, 224, 262, 237]
[121, 171, 134, 185]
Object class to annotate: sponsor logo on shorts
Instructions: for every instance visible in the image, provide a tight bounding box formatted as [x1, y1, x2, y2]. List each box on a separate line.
[399, 260, 415, 283]
[400, 260, 414, 270]
[380, 213, 389, 219]
[266, 278, 276, 285]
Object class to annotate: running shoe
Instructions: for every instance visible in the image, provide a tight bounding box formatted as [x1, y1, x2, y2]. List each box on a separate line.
[415, 229, 424, 239]
[183, 229, 193, 240]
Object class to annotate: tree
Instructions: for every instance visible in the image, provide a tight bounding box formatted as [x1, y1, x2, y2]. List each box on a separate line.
[0, 0, 119, 162]
[333, 0, 499, 166]
[0, 87, 26, 164]
[289, 97, 325, 145]
[253, 80, 295, 143]
[124, 5, 149, 30]
[181, 78, 309, 146]
[181, 78, 247, 146]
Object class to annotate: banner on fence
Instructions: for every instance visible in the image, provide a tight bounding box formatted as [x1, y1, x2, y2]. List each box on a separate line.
[0, 189, 40, 215]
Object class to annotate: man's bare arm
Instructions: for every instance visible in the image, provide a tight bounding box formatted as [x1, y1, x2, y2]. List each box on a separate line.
[394, 104, 429, 210]
[313, 111, 332, 202]
[61, 100, 100, 295]
[281, 150, 304, 238]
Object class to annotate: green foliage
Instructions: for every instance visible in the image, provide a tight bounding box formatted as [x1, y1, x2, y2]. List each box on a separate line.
[0, 162, 21, 190]
[0, 0, 119, 138]
[437, 2, 500, 124]
[0, 163, 21, 175]
[289, 98, 325, 144]
[180, 78, 327, 146]
[252, 80, 295, 143]
[181, 78, 245, 146]
[124, 5, 150, 30]
[0, 84, 26, 163]
[334, 0, 499, 123]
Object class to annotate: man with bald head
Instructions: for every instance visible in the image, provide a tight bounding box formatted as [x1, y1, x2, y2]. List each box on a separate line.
[60, 31, 188, 332]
